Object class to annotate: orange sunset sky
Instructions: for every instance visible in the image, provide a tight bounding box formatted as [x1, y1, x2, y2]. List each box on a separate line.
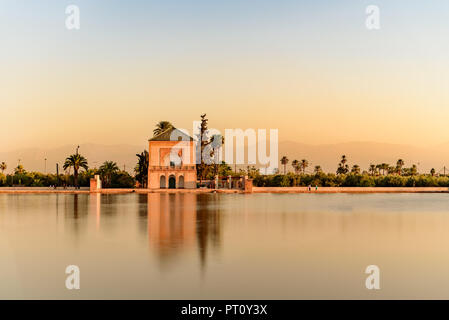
[1, 0, 449, 153]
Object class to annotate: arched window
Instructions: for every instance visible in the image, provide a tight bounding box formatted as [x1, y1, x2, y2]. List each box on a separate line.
[160, 175, 166, 189]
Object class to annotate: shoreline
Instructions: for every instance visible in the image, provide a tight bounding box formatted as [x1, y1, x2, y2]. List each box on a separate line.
[1, 187, 448, 195]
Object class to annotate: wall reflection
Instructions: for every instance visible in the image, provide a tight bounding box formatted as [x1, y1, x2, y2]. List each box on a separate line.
[147, 193, 222, 269]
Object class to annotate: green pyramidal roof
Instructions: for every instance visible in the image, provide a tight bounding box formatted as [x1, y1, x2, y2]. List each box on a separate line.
[149, 127, 194, 141]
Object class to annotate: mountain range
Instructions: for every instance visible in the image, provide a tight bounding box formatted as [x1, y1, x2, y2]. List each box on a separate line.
[1, 141, 448, 175]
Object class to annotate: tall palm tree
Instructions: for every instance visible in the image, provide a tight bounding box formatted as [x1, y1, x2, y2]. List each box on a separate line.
[291, 160, 300, 174]
[63, 154, 88, 189]
[280, 156, 289, 175]
[314, 165, 322, 174]
[99, 161, 119, 187]
[135, 151, 149, 188]
[430, 168, 436, 176]
[396, 159, 405, 175]
[0, 162, 6, 174]
[381, 163, 389, 175]
[369, 164, 377, 176]
[153, 121, 173, 136]
[300, 159, 309, 174]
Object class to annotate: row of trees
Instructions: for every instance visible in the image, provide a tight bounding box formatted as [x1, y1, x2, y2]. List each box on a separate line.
[280, 155, 437, 177]
[253, 172, 449, 188]
[0, 157, 134, 188]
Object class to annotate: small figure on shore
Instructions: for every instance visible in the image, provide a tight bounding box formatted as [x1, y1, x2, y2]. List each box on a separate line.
[315, 185, 318, 191]
[308, 185, 311, 192]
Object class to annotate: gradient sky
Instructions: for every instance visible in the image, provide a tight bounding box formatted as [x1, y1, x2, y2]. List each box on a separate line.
[1, 0, 449, 151]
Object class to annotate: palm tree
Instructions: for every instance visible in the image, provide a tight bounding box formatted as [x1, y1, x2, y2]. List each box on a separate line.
[291, 160, 300, 174]
[99, 161, 119, 187]
[381, 163, 389, 175]
[135, 151, 149, 188]
[314, 165, 322, 174]
[430, 168, 436, 176]
[153, 121, 173, 136]
[300, 159, 309, 174]
[280, 156, 289, 175]
[369, 164, 377, 176]
[340, 155, 347, 167]
[14, 164, 25, 175]
[396, 159, 405, 175]
[351, 164, 361, 174]
[336, 155, 349, 175]
[0, 162, 6, 174]
[63, 154, 88, 189]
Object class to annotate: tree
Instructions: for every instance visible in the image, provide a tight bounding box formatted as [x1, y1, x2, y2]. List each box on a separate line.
[153, 121, 173, 136]
[430, 168, 436, 176]
[211, 134, 224, 175]
[196, 114, 213, 181]
[280, 156, 289, 175]
[314, 165, 322, 174]
[63, 154, 88, 189]
[410, 164, 418, 176]
[291, 160, 300, 174]
[351, 165, 361, 174]
[0, 162, 7, 174]
[300, 159, 309, 174]
[336, 155, 349, 175]
[14, 164, 26, 175]
[369, 164, 377, 176]
[99, 161, 119, 187]
[340, 155, 348, 167]
[135, 150, 149, 188]
[381, 163, 389, 175]
[396, 159, 405, 175]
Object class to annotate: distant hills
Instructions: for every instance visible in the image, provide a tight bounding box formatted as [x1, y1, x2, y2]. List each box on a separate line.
[0, 141, 448, 175]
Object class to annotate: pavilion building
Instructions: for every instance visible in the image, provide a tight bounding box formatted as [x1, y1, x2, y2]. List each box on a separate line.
[148, 127, 197, 189]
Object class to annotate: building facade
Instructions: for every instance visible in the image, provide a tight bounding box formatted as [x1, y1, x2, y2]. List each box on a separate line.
[148, 127, 197, 189]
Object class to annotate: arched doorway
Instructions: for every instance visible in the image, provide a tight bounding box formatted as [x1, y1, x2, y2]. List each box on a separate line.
[160, 175, 166, 189]
[178, 176, 184, 189]
[168, 175, 176, 189]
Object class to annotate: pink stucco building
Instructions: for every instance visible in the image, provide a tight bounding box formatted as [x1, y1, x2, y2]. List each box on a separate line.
[148, 127, 197, 189]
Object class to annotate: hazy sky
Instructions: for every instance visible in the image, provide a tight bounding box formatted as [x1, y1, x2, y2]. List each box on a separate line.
[2, 0, 449, 151]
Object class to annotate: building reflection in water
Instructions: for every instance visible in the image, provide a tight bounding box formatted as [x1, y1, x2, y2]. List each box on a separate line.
[147, 193, 222, 270]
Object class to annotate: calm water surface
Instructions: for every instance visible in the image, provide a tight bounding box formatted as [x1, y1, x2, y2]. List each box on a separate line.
[1, 193, 449, 299]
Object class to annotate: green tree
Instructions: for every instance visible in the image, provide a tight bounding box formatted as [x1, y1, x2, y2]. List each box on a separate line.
[351, 165, 361, 174]
[153, 121, 173, 136]
[291, 160, 300, 174]
[396, 159, 405, 175]
[14, 164, 26, 175]
[430, 168, 436, 176]
[135, 150, 149, 188]
[300, 159, 309, 174]
[336, 155, 349, 175]
[99, 161, 119, 187]
[196, 114, 213, 181]
[280, 156, 289, 175]
[63, 154, 88, 189]
[314, 165, 322, 174]
[369, 164, 377, 176]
